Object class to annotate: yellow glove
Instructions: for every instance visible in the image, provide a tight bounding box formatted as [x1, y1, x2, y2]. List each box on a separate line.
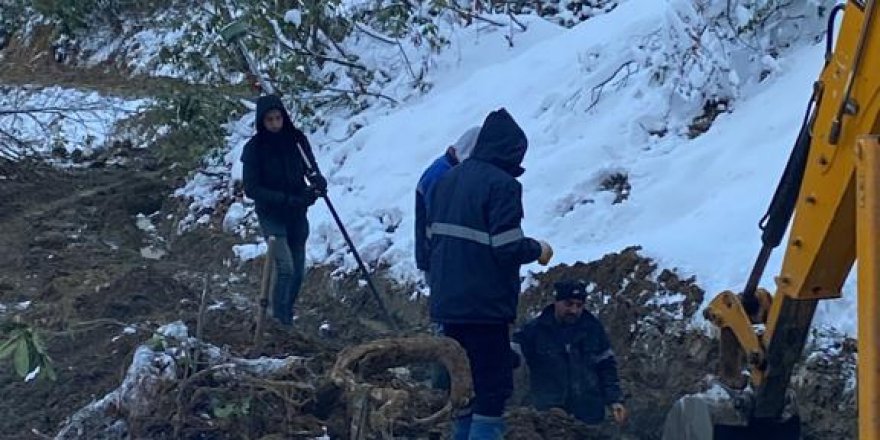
[537, 240, 553, 265]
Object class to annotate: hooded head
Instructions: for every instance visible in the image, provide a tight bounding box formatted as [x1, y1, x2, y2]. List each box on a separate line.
[470, 108, 528, 177]
[255, 95, 294, 142]
[451, 126, 481, 162]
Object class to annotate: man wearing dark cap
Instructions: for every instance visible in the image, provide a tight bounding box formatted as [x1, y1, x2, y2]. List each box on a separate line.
[512, 280, 628, 426]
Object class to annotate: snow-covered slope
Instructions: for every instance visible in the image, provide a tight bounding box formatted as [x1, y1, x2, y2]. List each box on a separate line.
[179, 0, 855, 333]
[0, 86, 148, 157]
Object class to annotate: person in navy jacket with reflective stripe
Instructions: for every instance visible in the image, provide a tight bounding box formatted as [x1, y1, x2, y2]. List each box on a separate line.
[427, 108, 553, 440]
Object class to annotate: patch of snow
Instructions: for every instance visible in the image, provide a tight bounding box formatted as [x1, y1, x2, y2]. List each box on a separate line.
[284, 9, 303, 27]
[24, 366, 40, 382]
[136, 212, 167, 259]
[313, 427, 331, 440]
[233, 242, 268, 261]
[55, 345, 177, 439]
[0, 86, 149, 157]
[208, 301, 227, 311]
[158, 321, 189, 340]
[646, 293, 686, 307]
[223, 202, 249, 233]
[135, 214, 157, 233]
[140, 246, 166, 260]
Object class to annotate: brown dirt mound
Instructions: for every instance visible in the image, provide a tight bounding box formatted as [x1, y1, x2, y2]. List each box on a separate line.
[0, 161, 858, 439]
[506, 407, 620, 439]
[513, 246, 855, 439]
[73, 266, 194, 322]
[515, 246, 712, 438]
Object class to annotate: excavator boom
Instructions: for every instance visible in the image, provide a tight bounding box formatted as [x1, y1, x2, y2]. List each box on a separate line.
[665, 0, 880, 437]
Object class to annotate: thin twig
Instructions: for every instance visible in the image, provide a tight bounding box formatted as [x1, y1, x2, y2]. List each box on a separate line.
[353, 22, 398, 45]
[585, 60, 638, 113]
[445, 4, 506, 26]
[318, 86, 398, 104]
[191, 276, 209, 377]
[47, 319, 152, 338]
[267, 77, 399, 104]
[0, 104, 111, 115]
[396, 40, 419, 81]
[507, 12, 527, 32]
[252, 30, 368, 72]
[195, 277, 208, 343]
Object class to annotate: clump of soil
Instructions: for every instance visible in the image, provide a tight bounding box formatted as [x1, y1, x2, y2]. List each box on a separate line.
[515, 246, 712, 438]
[688, 99, 730, 138]
[795, 329, 857, 440]
[0, 163, 858, 439]
[506, 407, 617, 439]
[513, 247, 855, 439]
[598, 172, 631, 204]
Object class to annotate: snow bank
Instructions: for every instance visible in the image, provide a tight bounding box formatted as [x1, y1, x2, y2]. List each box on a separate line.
[0, 85, 148, 157]
[177, 1, 855, 333]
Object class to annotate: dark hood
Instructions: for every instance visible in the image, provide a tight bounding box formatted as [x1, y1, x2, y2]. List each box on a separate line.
[255, 94, 294, 136]
[470, 108, 528, 177]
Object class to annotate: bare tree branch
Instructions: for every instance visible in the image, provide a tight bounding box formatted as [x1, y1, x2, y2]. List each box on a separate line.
[585, 60, 638, 113]
[0, 103, 109, 116]
[264, 77, 399, 104]
[445, 4, 507, 27]
[319, 86, 398, 103]
[353, 22, 398, 45]
[252, 32, 368, 72]
[507, 12, 528, 32]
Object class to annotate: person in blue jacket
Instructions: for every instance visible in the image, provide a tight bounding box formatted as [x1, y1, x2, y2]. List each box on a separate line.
[512, 280, 628, 426]
[427, 108, 554, 440]
[240, 95, 327, 326]
[414, 126, 481, 275]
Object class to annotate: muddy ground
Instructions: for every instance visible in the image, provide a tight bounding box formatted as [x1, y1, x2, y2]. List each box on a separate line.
[0, 31, 857, 439]
[0, 152, 857, 439]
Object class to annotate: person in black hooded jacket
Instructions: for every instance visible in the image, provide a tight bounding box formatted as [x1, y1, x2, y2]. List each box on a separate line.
[240, 95, 327, 326]
[427, 108, 554, 440]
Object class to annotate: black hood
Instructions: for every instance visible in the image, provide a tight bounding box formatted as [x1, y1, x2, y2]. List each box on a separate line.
[255, 94, 294, 136]
[471, 108, 528, 177]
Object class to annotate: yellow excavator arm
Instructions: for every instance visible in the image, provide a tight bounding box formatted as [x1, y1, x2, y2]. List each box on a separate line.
[666, 0, 880, 438]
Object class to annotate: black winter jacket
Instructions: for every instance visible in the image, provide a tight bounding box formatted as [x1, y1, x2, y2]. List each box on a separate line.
[240, 95, 320, 222]
[513, 305, 623, 424]
[427, 108, 542, 323]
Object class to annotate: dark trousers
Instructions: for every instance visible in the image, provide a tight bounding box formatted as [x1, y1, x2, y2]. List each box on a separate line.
[443, 323, 513, 417]
[259, 214, 309, 326]
[430, 322, 452, 390]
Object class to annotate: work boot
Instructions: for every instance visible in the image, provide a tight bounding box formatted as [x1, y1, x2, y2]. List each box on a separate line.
[452, 413, 472, 440]
[468, 414, 504, 440]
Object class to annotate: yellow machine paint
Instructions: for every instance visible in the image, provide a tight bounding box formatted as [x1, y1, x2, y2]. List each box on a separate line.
[669, 0, 880, 438]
